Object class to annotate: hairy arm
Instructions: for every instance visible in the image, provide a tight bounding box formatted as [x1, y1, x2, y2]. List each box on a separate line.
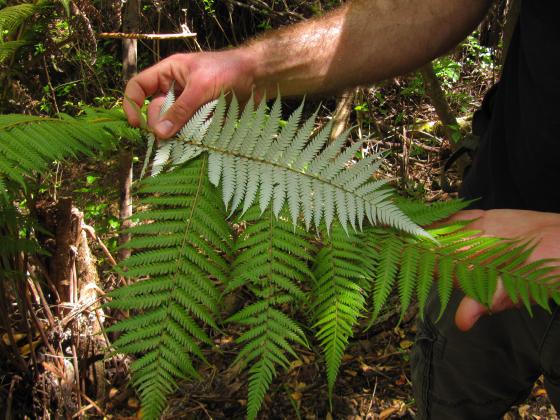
[124, 0, 492, 138]
[251, 0, 491, 96]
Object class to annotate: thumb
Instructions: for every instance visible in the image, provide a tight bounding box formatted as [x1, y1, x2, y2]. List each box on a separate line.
[455, 296, 486, 331]
[455, 278, 512, 331]
[154, 84, 208, 139]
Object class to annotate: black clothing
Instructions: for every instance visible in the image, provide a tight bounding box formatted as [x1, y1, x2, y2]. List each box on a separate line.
[461, 1, 560, 212]
[412, 289, 560, 420]
[412, 2, 560, 418]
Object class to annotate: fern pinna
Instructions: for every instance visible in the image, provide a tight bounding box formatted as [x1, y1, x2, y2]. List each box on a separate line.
[311, 224, 367, 400]
[227, 205, 312, 419]
[109, 89, 560, 419]
[107, 158, 232, 418]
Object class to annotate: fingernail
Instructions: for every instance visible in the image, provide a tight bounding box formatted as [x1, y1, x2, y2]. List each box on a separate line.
[156, 120, 173, 137]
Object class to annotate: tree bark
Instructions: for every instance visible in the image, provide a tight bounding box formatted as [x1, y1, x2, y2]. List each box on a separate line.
[51, 198, 74, 303]
[118, 150, 133, 261]
[330, 88, 357, 142]
[119, 0, 140, 259]
[122, 0, 141, 82]
[420, 62, 459, 145]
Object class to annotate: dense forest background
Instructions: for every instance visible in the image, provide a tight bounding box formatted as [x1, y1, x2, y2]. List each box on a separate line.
[0, 0, 556, 418]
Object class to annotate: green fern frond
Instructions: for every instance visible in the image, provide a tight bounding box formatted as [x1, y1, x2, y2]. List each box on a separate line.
[148, 91, 428, 238]
[0, 111, 132, 193]
[362, 220, 560, 323]
[0, 39, 29, 63]
[311, 224, 366, 400]
[227, 205, 311, 419]
[396, 197, 471, 225]
[0, 3, 37, 38]
[112, 90, 560, 420]
[371, 234, 401, 319]
[108, 157, 232, 420]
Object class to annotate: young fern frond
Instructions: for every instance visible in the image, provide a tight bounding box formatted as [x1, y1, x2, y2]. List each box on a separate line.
[311, 225, 367, 400]
[227, 205, 312, 420]
[148, 91, 428, 238]
[107, 157, 232, 420]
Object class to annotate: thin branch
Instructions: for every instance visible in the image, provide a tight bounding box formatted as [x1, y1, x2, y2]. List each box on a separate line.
[97, 32, 196, 40]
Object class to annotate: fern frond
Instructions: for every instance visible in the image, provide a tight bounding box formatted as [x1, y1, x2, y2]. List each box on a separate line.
[0, 111, 132, 193]
[0, 40, 29, 63]
[361, 221, 560, 323]
[227, 205, 311, 419]
[109, 157, 232, 420]
[0, 3, 37, 37]
[149, 91, 428, 238]
[311, 225, 366, 400]
[115, 90, 560, 420]
[396, 197, 471, 225]
[371, 234, 401, 319]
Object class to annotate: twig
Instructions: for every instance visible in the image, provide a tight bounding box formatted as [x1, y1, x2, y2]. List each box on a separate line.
[23, 280, 63, 370]
[71, 341, 82, 413]
[97, 31, 196, 40]
[30, 256, 61, 304]
[366, 377, 378, 414]
[95, 309, 111, 347]
[6, 374, 21, 420]
[364, 138, 441, 153]
[42, 56, 60, 114]
[27, 277, 56, 329]
[61, 296, 104, 329]
[72, 393, 105, 417]
[82, 224, 117, 267]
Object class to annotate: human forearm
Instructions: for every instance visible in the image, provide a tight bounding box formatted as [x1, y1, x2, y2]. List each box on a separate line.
[247, 0, 492, 97]
[124, 0, 492, 138]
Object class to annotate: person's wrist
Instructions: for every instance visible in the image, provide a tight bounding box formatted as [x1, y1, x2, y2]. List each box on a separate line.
[238, 42, 276, 101]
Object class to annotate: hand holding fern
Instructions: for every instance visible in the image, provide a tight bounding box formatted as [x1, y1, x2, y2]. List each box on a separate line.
[123, 50, 258, 139]
[451, 209, 560, 331]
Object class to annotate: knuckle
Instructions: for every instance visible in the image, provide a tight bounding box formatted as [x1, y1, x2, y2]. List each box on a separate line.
[168, 101, 192, 121]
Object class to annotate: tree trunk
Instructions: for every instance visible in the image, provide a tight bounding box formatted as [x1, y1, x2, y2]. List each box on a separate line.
[118, 150, 133, 261]
[122, 0, 141, 82]
[119, 0, 140, 259]
[51, 198, 74, 303]
[420, 62, 459, 145]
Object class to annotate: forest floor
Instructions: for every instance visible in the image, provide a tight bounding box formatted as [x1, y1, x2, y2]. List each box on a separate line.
[109, 306, 558, 420]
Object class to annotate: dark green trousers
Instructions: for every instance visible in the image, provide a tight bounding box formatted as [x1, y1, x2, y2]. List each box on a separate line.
[411, 288, 560, 419]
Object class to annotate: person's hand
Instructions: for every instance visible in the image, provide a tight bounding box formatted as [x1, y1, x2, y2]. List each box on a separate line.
[446, 209, 560, 331]
[123, 49, 258, 139]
